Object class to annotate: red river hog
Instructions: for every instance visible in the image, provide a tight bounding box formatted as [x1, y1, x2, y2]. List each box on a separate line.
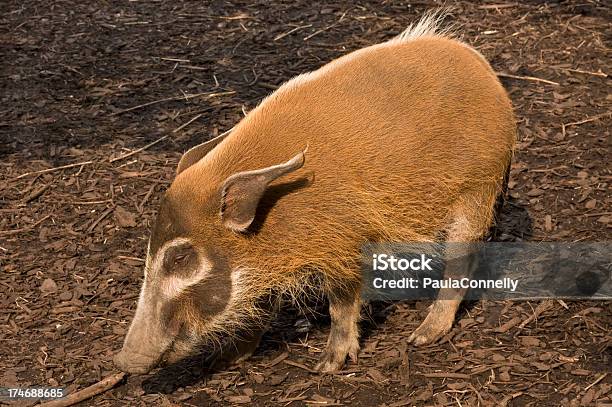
[114, 12, 516, 374]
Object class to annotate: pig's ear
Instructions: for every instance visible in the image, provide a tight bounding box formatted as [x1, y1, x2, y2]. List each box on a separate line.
[220, 149, 307, 232]
[177, 131, 231, 175]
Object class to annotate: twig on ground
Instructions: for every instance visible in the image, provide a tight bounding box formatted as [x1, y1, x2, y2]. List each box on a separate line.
[304, 9, 348, 41]
[70, 199, 113, 205]
[274, 24, 312, 41]
[519, 300, 553, 329]
[496, 72, 560, 86]
[494, 316, 522, 333]
[172, 113, 203, 133]
[562, 111, 611, 138]
[110, 90, 235, 116]
[22, 183, 51, 203]
[257, 82, 279, 90]
[304, 22, 339, 41]
[117, 255, 145, 262]
[530, 165, 568, 173]
[38, 372, 126, 407]
[584, 373, 607, 391]
[87, 207, 114, 233]
[109, 134, 170, 163]
[0, 214, 51, 236]
[137, 184, 156, 212]
[110, 112, 205, 163]
[283, 359, 318, 373]
[582, 212, 612, 218]
[421, 372, 471, 379]
[563, 68, 608, 78]
[479, 3, 518, 9]
[13, 161, 93, 181]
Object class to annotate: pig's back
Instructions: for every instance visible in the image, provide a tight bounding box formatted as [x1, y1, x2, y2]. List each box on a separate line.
[268, 36, 513, 179]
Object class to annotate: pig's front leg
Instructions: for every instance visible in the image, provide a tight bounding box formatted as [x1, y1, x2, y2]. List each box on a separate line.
[315, 293, 361, 372]
[209, 327, 266, 369]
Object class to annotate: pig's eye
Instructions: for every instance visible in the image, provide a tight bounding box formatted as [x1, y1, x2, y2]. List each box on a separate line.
[174, 254, 189, 264]
[162, 244, 198, 276]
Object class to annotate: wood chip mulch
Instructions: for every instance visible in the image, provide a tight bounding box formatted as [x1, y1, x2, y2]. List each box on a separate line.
[1, 0, 610, 406]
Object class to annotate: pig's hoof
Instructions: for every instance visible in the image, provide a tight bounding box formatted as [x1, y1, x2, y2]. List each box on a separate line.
[408, 316, 452, 346]
[314, 351, 343, 373]
[314, 342, 359, 373]
[113, 350, 155, 374]
[209, 346, 256, 370]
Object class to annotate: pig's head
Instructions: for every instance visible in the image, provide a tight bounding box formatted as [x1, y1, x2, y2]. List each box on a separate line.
[114, 134, 306, 374]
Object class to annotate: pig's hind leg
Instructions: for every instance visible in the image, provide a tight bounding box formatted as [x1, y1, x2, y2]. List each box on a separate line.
[408, 194, 493, 346]
[314, 289, 361, 372]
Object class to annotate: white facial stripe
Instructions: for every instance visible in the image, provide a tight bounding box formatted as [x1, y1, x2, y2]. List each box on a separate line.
[144, 240, 152, 278]
[149, 238, 213, 298]
[161, 258, 213, 298]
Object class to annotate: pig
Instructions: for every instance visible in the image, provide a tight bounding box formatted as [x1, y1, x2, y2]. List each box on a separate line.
[113, 11, 516, 374]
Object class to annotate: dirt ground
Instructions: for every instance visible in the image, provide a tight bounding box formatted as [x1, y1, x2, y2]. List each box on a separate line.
[1, 0, 610, 406]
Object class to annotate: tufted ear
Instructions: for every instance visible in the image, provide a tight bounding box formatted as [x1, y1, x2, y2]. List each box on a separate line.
[176, 130, 231, 175]
[220, 148, 307, 233]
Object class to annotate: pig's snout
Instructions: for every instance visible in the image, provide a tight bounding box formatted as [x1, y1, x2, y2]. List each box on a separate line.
[113, 349, 160, 374]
